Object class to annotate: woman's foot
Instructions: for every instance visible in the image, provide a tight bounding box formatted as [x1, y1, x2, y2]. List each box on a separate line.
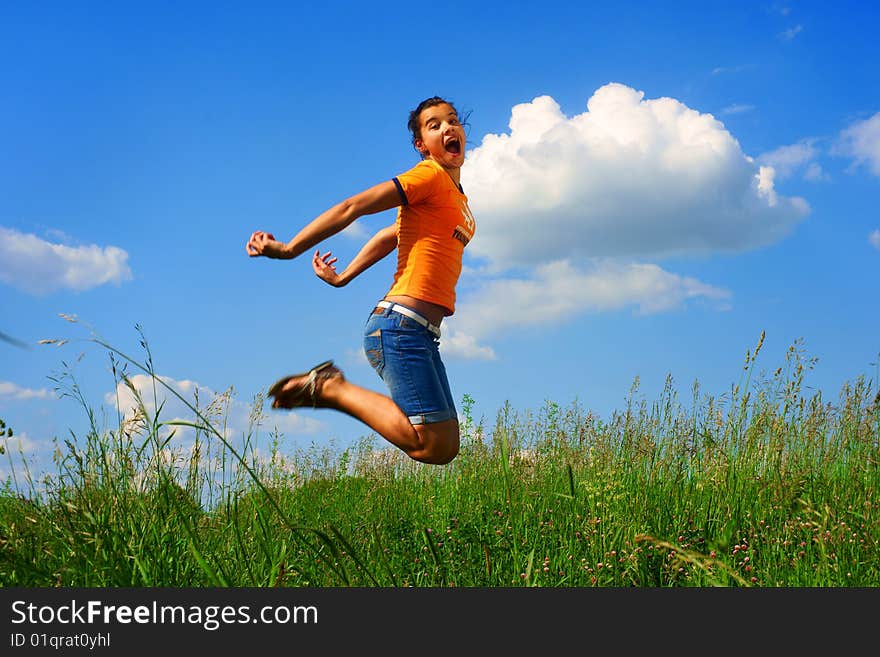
[268, 360, 344, 409]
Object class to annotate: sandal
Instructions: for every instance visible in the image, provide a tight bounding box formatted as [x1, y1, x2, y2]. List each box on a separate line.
[267, 360, 343, 409]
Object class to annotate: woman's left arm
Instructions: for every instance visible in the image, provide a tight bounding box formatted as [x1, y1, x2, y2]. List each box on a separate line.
[312, 223, 398, 287]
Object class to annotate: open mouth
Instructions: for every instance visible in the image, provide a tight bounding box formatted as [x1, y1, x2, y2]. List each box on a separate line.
[445, 139, 461, 155]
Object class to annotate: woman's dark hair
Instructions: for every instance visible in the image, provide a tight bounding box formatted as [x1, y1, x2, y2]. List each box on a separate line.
[407, 96, 471, 154]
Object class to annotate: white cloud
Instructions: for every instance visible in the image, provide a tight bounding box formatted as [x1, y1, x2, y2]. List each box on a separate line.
[758, 139, 826, 181]
[105, 373, 326, 441]
[835, 112, 880, 176]
[435, 84, 818, 360]
[440, 330, 497, 361]
[0, 227, 132, 295]
[444, 259, 731, 357]
[0, 381, 57, 401]
[870, 230, 880, 251]
[462, 84, 809, 269]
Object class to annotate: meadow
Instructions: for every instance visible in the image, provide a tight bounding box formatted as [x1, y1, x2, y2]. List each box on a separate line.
[1, 330, 878, 587]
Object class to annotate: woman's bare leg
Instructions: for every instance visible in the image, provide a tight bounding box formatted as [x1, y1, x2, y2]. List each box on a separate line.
[271, 373, 459, 465]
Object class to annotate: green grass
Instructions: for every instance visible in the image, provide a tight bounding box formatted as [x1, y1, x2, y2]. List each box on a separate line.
[1, 328, 878, 587]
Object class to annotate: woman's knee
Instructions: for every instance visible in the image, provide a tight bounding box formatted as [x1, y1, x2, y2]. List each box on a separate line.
[413, 442, 458, 465]
[424, 437, 459, 464]
[411, 420, 459, 464]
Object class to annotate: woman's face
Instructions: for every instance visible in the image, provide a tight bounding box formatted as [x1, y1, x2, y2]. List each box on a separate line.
[415, 103, 466, 170]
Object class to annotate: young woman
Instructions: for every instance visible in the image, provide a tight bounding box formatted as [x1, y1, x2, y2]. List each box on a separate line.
[245, 97, 475, 465]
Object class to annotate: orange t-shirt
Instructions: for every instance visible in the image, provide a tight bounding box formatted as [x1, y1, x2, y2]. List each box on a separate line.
[387, 159, 476, 316]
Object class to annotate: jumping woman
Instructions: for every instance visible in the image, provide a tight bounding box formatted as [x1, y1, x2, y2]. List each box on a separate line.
[245, 96, 475, 465]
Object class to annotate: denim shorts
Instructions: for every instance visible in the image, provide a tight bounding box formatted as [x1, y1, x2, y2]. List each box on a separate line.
[363, 302, 457, 425]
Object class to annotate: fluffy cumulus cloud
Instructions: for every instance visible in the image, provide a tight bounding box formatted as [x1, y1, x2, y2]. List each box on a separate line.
[835, 112, 880, 176]
[105, 373, 325, 442]
[0, 227, 132, 295]
[462, 83, 809, 268]
[437, 84, 810, 359]
[442, 260, 731, 359]
[870, 229, 880, 251]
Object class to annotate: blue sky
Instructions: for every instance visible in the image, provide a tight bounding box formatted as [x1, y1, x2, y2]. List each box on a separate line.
[2, 1, 879, 482]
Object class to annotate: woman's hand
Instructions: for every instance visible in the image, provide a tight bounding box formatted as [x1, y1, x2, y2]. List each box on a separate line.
[246, 231, 278, 257]
[312, 250, 344, 287]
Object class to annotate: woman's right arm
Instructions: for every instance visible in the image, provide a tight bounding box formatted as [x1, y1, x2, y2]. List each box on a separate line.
[312, 223, 398, 287]
[246, 180, 401, 260]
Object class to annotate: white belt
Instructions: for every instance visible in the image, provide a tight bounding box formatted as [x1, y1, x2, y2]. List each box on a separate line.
[376, 300, 442, 337]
